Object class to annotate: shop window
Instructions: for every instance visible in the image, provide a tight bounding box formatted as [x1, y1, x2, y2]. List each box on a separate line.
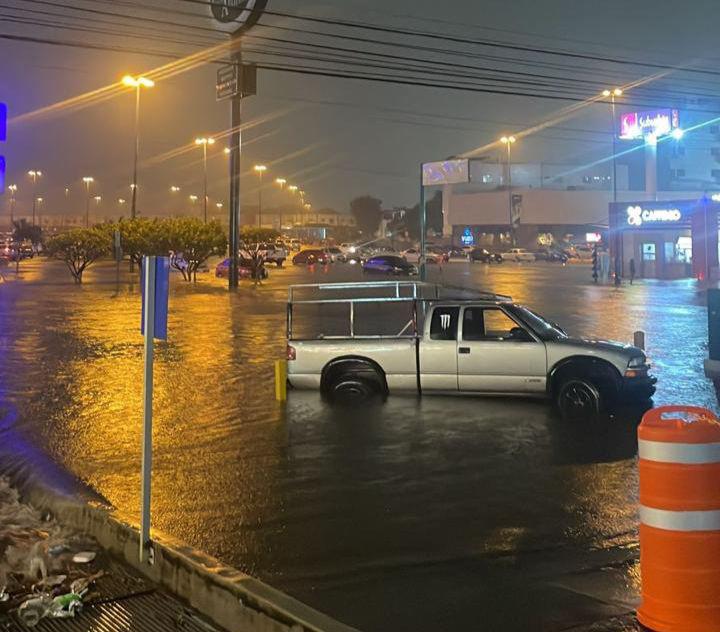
[664, 242, 675, 262]
[642, 243, 656, 262]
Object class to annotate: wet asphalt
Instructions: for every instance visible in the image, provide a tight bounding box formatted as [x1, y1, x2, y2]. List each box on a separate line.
[0, 257, 716, 631]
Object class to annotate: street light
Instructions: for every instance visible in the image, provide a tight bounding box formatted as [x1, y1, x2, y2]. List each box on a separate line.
[7, 184, 17, 223]
[36, 197, 43, 228]
[499, 136, 517, 245]
[224, 147, 231, 155]
[602, 87, 623, 285]
[253, 164, 267, 227]
[122, 74, 155, 220]
[82, 176, 94, 228]
[27, 170, 42, 226]
[195, 137, 216, 222]
[170, 185, 181, 193]
[275, 177, 286, 189]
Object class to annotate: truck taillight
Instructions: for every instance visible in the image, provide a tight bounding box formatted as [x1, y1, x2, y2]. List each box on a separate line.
[286, 345, 296, 361]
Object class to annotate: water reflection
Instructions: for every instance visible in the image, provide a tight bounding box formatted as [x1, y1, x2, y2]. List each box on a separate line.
[0, 258, 716, 631]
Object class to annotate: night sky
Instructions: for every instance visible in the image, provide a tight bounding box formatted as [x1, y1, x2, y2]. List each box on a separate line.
[1, 0, 718, 219]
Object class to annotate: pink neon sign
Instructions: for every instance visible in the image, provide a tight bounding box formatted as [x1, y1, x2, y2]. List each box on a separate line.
[619, 109, 680, 140]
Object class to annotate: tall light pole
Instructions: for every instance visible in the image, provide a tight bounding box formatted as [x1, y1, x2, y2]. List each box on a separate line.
[27, 170, 42, 226]
[195, 137, 216, 222]
[254, 164, 267, 227]
[500, 136, 517, 245]
[35, 197, 43, 230]
[7, 184, 17, 224]
[275, 178, 286, 230]
[82, 177, 94, 228]
[189, 194, 198, 215]
[603, 88, 623, 285]
[122, 75, 154, 220]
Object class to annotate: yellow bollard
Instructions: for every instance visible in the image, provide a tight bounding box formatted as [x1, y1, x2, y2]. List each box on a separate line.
[275, 359, 288, 402]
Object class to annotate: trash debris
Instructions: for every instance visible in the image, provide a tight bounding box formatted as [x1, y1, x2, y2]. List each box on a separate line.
[17, 595, 53, 627]
[72, 551, 96, 564]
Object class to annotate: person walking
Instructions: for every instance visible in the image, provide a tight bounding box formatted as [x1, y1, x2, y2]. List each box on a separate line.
[629, 258, 636, 285]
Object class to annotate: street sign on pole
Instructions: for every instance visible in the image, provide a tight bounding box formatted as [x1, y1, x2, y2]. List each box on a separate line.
[139, 255, 169, 563]
[216, 64, 239, 101]
[210, 0, 268, 29]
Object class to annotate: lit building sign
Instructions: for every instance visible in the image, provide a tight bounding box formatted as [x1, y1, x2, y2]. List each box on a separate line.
[626, 205, 682, 227]
[422, 159, 469, 186]
[619, 109, 679, 140]
[586, 232, 602, 243]
[460, 227, 474, 246]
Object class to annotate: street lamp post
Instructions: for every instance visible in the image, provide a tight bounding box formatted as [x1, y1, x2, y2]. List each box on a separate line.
[275, 178, 286, 230]
[7, 184, 17, 224]
[195, 138, 216, 223]
[123, 75, 155, 220]
[189, 194, 198, 215]
[36, 197, 43, 230]
[603, 88, 623, 285]
[500, 136, 517, 245]
[82, 177, 94, 228]
[27, 170, 42, 226]
[254, 164, 267, 227]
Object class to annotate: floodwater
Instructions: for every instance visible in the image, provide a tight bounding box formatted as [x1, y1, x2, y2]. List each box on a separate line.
[0, 258, 716, 631]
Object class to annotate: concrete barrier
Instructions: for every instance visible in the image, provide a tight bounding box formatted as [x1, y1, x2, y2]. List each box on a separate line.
[12, 477, 357, 632]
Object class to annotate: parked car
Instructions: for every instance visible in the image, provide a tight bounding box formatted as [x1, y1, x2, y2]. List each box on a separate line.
[255, 243, 287, 267]
[362, 255, 417, 275]
[469, 248, 503, 264]
[289, 239, 302, 251]
[326, 247, 344, 262]
[215, 258, 268, 279]
[444, 247, 468, 262]
[402, 248, 439, 264]
[286, 281, 657, 420]
[339, 243, 358, 255]
[501, 248, 536, 262]
[292, 249, 331, 265]
[534, 247, 569, 263]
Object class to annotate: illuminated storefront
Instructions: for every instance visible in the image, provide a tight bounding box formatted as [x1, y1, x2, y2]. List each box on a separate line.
[609, 198, 720, 280]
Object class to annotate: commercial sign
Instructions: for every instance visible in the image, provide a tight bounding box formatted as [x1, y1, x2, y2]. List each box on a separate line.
[619, 109, 679, 140]
[624, 204, 684, 228]
[210, 0, 269, 30]
[460, 227, 474, 246]
[422, 159, 469, 186]
[216, 64, 239, 100]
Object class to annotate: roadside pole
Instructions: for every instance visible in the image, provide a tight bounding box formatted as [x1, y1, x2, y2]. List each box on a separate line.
[228, 47, 242, 290]
[419, 165, 427, 282]
[140, 255, 169, 564]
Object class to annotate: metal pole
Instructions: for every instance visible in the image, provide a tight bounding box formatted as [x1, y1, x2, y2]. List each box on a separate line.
[140, 255, 156, 563]
[85, 186, 90, 228]
[203, 143, 208, 223]
[419, 164, 427, 282]
[228, 47, 242, 290]
[611, 95, 622, 286]
[507, 143, 513, 246]
[131, 85, 140, 220]
[257, 171, 263, 227]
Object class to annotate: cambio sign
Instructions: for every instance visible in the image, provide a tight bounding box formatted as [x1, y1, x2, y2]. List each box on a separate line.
[626, 205, 682, 227]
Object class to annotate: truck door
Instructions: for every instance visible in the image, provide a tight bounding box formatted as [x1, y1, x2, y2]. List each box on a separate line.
[457, 306, 546, 393]
[419, 306, 460, 391]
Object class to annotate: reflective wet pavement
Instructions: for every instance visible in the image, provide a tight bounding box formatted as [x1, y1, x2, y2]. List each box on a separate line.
[0, 259, 716, 631]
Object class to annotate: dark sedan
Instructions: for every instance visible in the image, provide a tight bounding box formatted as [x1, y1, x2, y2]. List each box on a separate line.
[469, 248, 503, 264]
[215, 258, 268, 279]
[362, 255, 417, 275]
[292, 249, 331, 265]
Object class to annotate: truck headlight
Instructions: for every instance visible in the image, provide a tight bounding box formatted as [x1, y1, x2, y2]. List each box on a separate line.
[628, 355, 648, 368]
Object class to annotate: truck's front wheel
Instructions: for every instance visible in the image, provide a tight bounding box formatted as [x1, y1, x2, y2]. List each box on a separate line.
[556, 378, 601, 421]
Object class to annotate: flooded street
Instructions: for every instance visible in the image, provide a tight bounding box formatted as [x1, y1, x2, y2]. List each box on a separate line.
[0, 259, 716, 631]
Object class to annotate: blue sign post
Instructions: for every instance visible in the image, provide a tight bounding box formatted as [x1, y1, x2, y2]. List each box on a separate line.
[139, 256, 169, 563]
[0, 103, 7, 192]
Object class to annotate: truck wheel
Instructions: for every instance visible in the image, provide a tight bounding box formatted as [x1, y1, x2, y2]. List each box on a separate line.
[328, 375, 380, 405]
[556, 378, 601, 421]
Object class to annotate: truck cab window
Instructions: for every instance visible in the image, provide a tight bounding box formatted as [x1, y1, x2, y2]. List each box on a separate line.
[430, 307, 459, 341]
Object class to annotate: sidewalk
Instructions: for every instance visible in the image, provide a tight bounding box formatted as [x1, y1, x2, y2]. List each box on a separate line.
[0, 477, 224, 631]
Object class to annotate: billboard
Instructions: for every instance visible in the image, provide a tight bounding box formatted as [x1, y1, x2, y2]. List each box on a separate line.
[422, 159, 469, 186]
[619, 109, 679, 140]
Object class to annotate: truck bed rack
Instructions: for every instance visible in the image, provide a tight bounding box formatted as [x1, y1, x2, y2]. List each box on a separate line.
[287, 281, 512, 340]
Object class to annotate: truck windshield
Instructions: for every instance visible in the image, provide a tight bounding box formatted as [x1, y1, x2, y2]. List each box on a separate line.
[506, 305, 567, 341]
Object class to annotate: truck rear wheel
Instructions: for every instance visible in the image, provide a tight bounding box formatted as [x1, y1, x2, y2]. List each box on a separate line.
[328, 375, 380, 405]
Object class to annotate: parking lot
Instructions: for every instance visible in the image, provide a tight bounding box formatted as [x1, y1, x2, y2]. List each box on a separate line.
[0, 257, 716, 631]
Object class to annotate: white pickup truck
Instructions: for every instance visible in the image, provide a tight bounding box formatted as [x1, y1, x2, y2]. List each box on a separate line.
[285, 282, 656, 419]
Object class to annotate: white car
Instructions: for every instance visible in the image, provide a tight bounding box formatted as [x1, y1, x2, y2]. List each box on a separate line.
[501, 248, 536, 262]
[402, 248, 439, 264]
[339, 243, 358, 254]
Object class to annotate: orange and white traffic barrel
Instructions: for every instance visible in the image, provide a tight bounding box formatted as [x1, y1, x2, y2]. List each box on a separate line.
[638, 405, 720, 632]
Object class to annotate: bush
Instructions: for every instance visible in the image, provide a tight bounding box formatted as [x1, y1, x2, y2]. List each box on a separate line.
[45, 228, 111, 283]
